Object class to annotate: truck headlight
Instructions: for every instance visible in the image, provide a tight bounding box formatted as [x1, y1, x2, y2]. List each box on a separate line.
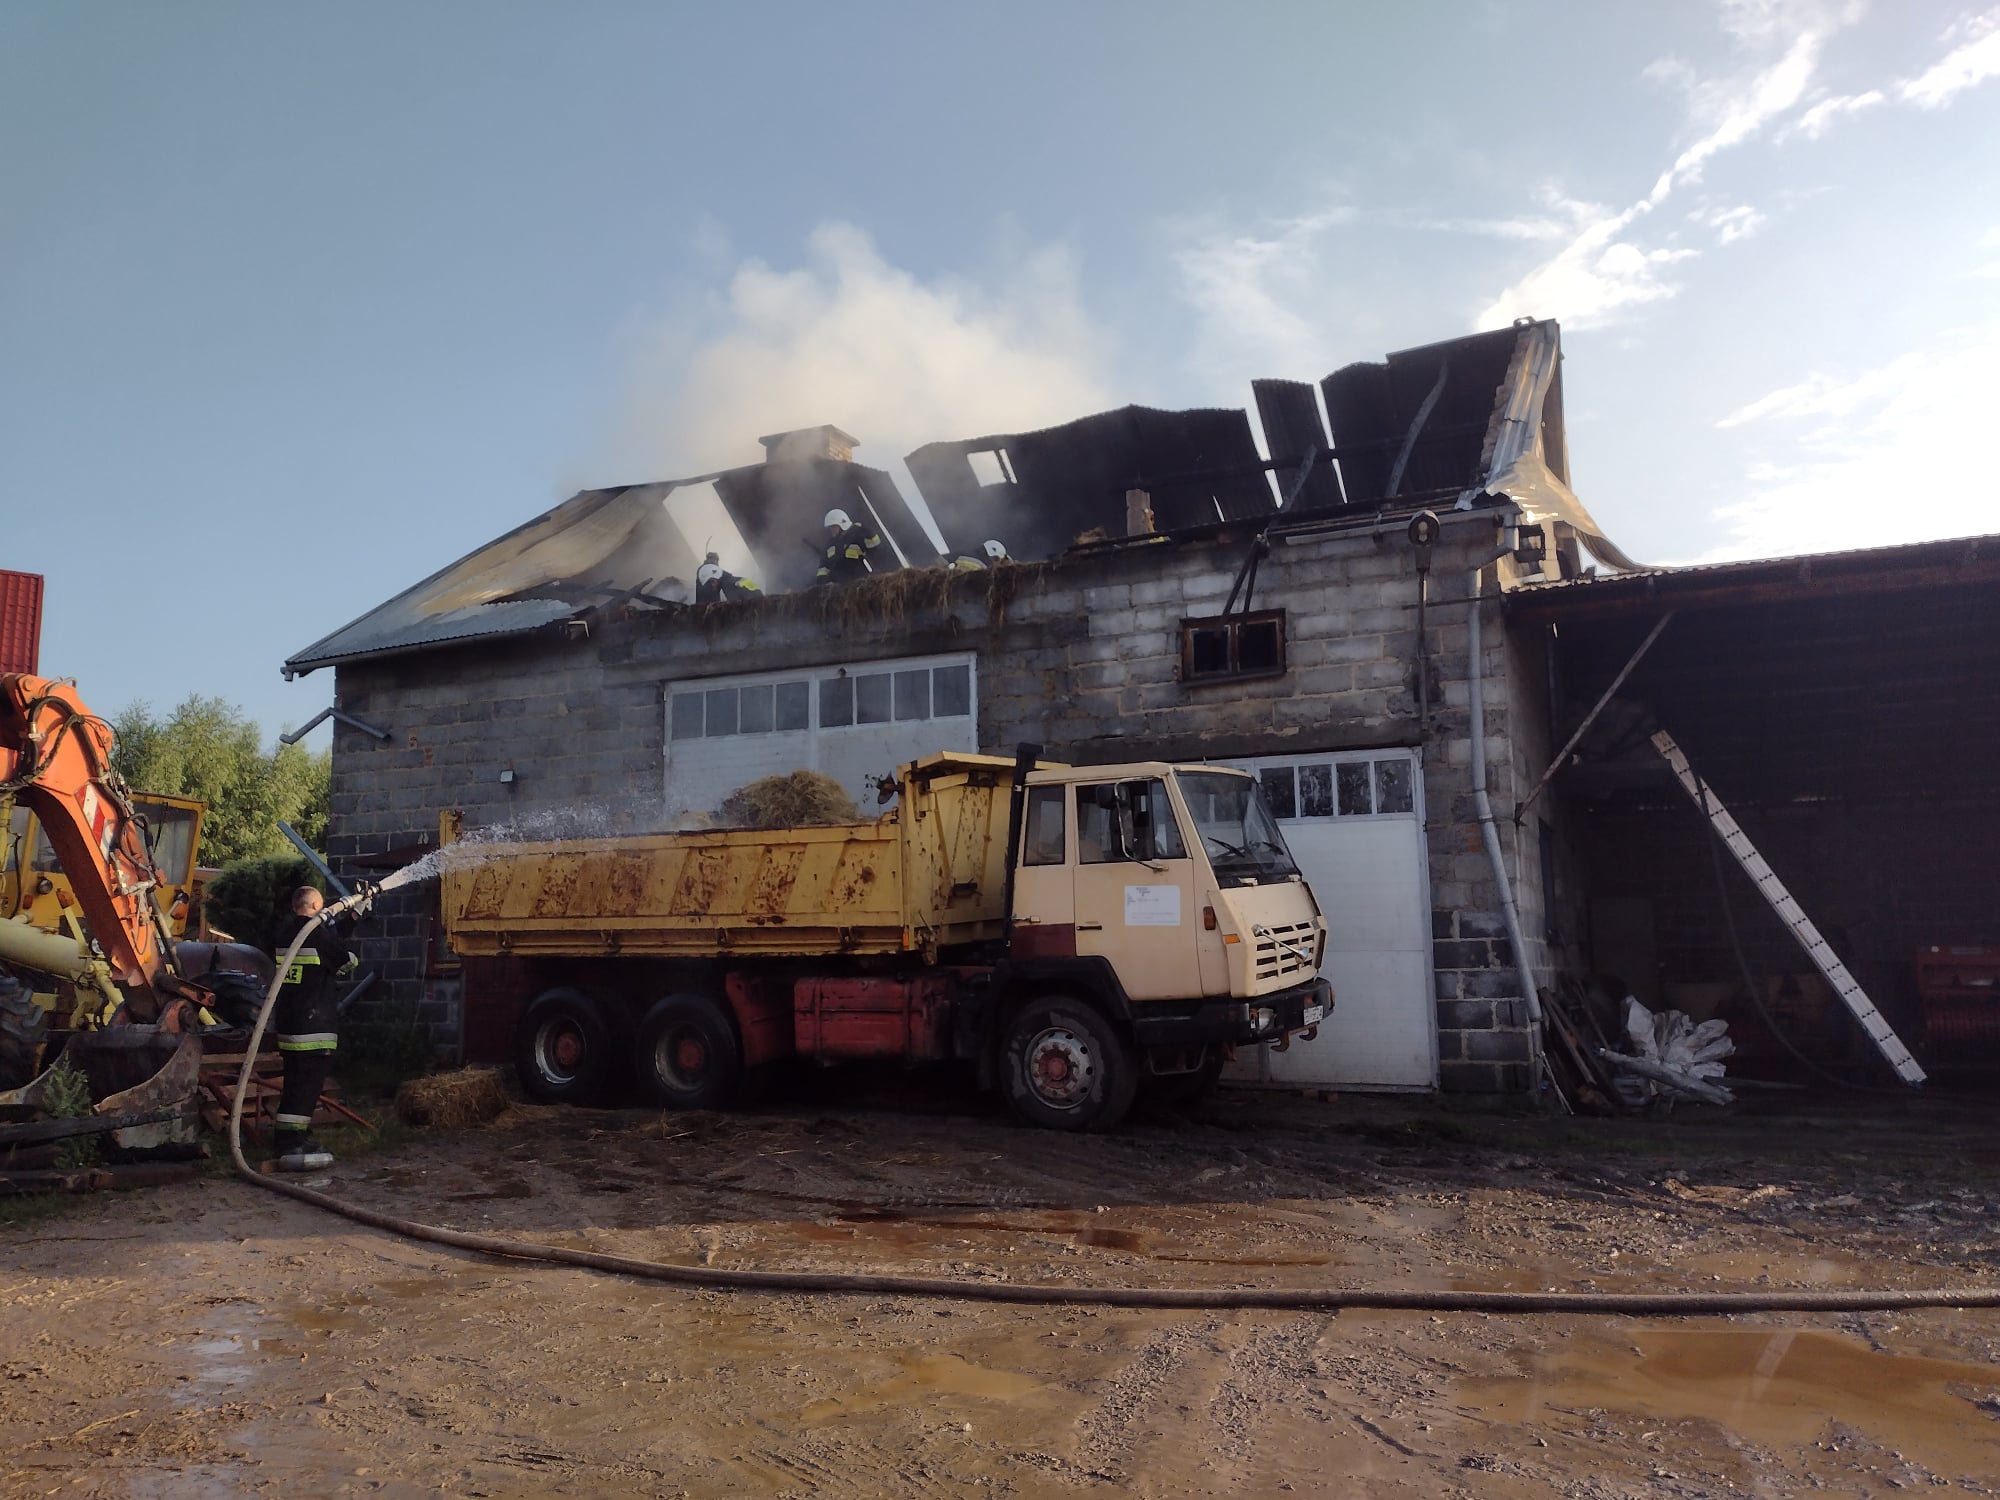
[1251, 1006, 1277, 1035]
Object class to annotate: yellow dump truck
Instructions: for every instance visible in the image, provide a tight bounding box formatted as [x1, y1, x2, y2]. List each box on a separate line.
[439, 748, 1331, 1130]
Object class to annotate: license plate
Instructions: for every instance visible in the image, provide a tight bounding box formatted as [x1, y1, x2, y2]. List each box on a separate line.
[1303, 1004, 1325, 1026]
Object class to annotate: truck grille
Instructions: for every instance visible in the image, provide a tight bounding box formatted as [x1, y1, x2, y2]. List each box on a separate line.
[1253, 920, 1319, 984]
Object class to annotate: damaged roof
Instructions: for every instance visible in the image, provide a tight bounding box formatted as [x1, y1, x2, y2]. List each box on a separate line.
[288, 319, 1643, 676]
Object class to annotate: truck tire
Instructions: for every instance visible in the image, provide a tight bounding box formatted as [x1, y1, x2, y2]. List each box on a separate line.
[1146, 1049, 1225, 1107]
[636, 994, 742, 1111]
[515, 987, 617, 1105]
[0, 978, 49, 1090]
[1002, 998, 1138, 1132]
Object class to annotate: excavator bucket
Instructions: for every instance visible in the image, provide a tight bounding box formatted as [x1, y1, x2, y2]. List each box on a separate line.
[0, 1027, 203, 1155]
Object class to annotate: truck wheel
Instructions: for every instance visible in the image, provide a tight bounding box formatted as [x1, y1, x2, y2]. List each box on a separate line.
[1147, 1049, 1224, 1107]
[636, 994, 742, 1110]
[515, 987, 616, 1105]
[0, 978, 49, 1090]
[1002, 999, 1137, 1132]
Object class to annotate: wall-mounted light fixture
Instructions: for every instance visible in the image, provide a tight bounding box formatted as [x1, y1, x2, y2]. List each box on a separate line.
[499, 764, 517, 787]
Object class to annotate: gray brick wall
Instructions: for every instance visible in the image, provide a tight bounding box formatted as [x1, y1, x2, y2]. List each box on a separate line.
[321, 511, 1545, 1088]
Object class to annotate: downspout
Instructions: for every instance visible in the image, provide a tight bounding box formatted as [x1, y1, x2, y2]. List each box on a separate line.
[1464, 510, 1545, 1078]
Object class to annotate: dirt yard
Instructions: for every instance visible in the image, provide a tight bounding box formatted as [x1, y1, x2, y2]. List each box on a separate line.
[5, 1081, 2000, 1498]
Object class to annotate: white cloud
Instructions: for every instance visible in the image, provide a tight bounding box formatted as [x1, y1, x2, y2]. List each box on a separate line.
[1786, 88, 1886, 138]
[606, 221, 1113, 496]
[1171, 208, 1357, 381]
[1700, 320, 2000, 560]
[1695, 203, 1768, 244]
[1900, 7, 2000, 107]
[1476, 6, 1854, 329]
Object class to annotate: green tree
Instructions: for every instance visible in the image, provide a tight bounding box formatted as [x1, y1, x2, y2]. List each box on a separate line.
[110, 696, 331, 865]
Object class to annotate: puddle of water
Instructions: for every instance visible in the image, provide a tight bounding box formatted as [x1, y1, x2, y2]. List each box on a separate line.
[802, 1351, 1045, 1424]
[1466, 1327, 2000, 1471]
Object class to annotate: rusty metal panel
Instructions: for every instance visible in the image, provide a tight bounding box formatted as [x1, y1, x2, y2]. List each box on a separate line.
[0, 570, 43, 676]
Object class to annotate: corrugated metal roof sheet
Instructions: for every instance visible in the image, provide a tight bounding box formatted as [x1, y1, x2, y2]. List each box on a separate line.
[0, 570, 43, 676]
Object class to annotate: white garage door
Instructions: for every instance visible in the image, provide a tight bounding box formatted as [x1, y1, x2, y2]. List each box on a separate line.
[664, 652, 978, 819]
[1220, 750, 1436, 1091]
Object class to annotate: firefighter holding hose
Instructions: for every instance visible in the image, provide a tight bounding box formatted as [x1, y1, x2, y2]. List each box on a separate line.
[266, 886, 359, 1171]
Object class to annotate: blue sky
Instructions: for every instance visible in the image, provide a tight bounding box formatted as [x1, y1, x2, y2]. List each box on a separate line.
[5, 1, 1997, 742]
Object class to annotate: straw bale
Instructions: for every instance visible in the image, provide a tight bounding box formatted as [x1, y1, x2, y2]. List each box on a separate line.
[395, 1067, 511, 1129]
[717, 770, 858, 829]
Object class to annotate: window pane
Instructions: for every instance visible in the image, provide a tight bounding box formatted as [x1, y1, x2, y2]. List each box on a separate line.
[739, 683, 774, 735]
[776, 680, 810, 732]
[856, 673, 893, 724]
[1238, 618, 1282, 673]
[670, 693, 704, 741]
[1076, 784, 1124, 864]
[1298, 763, 1333, 818]
[1188, 626, 1229, 676]
[1337, 762, 1373, 815]
[1375, 758, 1413, 814]
[704, 688, 738, 737]
[1022, 785, 1065, 866]
[1132, 779, 1186, 860]
[1259, 766, 1296, 820]
[819, 676, 853, 728]
[893, 668, 930, 721]
[933, 663, 971, 717]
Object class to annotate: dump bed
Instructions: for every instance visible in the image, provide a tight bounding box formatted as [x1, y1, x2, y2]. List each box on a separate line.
[439, 752, 1017, 962]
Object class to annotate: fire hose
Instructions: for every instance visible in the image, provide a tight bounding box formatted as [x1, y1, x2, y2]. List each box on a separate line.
[232, 890, 2000, 1316]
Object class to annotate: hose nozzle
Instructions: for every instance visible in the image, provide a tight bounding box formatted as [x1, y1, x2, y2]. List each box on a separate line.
[324, 881, 378, 921]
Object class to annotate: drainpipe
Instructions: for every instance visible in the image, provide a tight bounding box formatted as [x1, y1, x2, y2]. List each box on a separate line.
[1463, 509, 1545, 1080]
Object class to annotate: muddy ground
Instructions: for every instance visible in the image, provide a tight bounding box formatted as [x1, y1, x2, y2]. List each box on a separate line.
[5, 1080, 2000, 1498]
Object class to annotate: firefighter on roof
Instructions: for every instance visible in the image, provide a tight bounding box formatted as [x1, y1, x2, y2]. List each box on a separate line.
[950, 539, 1010, 571]
[695, 552, 761, 604]
[816, 508, 882, 584]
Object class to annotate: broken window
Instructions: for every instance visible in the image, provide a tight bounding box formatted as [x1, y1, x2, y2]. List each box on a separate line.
[1259, 766, 1296, 820]
[1180, 610, 1286, 682]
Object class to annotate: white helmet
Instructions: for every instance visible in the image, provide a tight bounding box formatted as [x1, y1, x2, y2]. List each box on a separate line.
[982, 539, 1008, 561]
[696, 562, 723, 586]
[824, 508, 852, 530]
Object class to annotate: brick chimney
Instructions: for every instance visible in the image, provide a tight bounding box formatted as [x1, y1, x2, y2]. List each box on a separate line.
[758, 425, 858, 465]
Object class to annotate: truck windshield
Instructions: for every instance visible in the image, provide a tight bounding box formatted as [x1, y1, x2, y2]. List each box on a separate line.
[1176, 771, 1300, 883]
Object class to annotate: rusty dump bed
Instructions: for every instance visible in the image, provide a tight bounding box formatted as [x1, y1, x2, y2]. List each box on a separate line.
[439, 753, 1017, 961]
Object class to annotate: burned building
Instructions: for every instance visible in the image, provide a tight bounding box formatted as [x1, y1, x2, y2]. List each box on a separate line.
[282, 318, 2000, 1097]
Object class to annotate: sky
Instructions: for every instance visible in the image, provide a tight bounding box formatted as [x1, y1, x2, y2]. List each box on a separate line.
[4, 1, 1997, 744]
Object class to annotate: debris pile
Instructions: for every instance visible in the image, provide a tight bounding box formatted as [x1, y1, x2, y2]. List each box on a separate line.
[1596, 998, 1736, 1107]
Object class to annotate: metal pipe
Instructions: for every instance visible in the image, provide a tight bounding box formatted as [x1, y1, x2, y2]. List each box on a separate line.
[1514, 611, 1674, 826]
[1464, 514, 1545, 1054]
[278, 821, 351, 900]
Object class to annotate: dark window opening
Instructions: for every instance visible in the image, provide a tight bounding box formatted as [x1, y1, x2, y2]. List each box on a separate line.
[1181, 610, 1287, 681]
[776, 680, 811, 732]
[819, 675, 853, 728]
[739, 683, 774, 735]
[855, 673, 893, 725]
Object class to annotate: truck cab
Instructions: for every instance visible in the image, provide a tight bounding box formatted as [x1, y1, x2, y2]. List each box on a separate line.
[999, 762, 1329, 1126]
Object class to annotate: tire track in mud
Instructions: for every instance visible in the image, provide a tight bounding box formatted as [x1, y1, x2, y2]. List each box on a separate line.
[1070, 1314, 1233, 1483]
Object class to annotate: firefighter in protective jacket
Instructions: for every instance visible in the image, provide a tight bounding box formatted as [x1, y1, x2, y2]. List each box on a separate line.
[815, 508, 882, 583]
[266, 886, 356, 1171]
[695, 552, 761, 604]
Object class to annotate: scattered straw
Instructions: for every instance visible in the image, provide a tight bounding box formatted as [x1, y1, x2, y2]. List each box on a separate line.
[395, 1068, 511, 1130]
[716, 770, 858, 829]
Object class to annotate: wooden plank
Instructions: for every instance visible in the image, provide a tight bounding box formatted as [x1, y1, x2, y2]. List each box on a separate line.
[1651, 729, 1926, 1084]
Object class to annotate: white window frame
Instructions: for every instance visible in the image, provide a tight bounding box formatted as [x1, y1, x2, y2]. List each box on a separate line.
[663, 650, 978, 797]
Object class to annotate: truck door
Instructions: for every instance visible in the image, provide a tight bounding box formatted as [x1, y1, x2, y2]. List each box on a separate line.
[1073, 778, 1199, 1002]
[1010, 783, 1075, 958]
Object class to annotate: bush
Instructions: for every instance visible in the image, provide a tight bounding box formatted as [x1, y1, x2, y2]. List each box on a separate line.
[204, 856, 323, 950]
[339, 995, 435, 1095]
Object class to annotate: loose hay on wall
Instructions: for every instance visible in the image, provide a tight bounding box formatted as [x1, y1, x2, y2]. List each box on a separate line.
[395, 1067, 511, 1129]
[716, 770, 859, 829]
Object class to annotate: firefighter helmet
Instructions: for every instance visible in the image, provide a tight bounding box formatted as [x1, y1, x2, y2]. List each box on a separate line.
[823, 508, 852, 530]
[983, 539, 1009, 561]
[696, 562, 723, 586]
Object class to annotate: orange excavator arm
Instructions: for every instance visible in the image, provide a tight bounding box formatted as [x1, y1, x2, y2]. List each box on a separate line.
[0, 673, 185, 1021]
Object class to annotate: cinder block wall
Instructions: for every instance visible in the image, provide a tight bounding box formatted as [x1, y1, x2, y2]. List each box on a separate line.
[324, 511, 1548, 1088]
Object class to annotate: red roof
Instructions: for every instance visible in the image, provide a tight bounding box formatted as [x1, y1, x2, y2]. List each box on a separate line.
[0, 570, 43, 675]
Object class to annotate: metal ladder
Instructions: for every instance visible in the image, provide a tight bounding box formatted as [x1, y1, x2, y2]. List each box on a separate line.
[1652, 730, 1925, 1085]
